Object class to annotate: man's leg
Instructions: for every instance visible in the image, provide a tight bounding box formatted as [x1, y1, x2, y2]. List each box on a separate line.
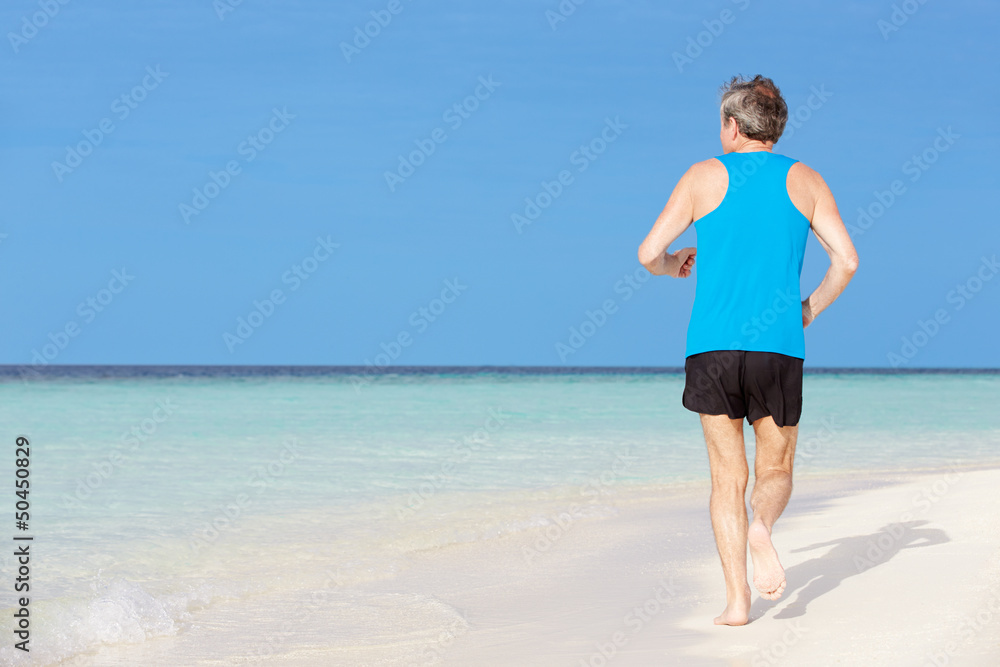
[748, 415, 798, 600]
[701, 413, 751, 626]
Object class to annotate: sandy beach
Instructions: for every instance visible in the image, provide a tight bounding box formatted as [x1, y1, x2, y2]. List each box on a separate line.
[57, 463, 1000, 666]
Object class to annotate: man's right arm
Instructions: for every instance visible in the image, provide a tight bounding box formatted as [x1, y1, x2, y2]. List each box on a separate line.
[638, 163, 701, 277]
[795, 164, 859, 327]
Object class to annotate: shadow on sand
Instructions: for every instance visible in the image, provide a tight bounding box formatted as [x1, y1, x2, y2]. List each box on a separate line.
[750, 520, 949, 621]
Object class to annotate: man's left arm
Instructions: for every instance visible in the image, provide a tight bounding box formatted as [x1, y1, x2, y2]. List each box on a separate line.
[638, 166, 697, 277]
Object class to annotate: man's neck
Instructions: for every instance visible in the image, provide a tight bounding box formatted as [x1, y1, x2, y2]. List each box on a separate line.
[733, 139, 773, 153]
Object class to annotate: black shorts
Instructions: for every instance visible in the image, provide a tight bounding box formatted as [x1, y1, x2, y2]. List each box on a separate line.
[682, 350, 803, 427]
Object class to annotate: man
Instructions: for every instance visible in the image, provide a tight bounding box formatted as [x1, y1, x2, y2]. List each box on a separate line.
[637, 75, 858, 626]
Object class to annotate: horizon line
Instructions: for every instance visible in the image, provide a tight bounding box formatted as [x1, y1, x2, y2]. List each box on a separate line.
[1, 364, 997, 376]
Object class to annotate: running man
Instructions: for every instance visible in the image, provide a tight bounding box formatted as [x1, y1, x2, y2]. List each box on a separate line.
[637, 75, 858, 626]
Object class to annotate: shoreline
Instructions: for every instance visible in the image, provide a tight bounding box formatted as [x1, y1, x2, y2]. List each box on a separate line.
[37, 461, 1000, 665]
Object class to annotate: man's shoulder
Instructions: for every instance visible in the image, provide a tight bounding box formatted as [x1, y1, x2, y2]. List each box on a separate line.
[688, 157, 727, 174]
[683, 157, 727, 185]
[787, 160, 832, 199]
[682, 159, 729, 217]
[787, 159, 823, 184]
[785, 160, 834, 221]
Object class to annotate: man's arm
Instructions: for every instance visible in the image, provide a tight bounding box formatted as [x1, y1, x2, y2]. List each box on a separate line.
[638, 166, 698, 277]
[798, 165, 859, 327]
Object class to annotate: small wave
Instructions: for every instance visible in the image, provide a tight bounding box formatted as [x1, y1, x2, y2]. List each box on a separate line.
[0, 575, 238, 666]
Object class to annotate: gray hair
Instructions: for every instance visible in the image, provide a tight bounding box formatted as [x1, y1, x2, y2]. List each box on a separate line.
[719, 75, 788, 144]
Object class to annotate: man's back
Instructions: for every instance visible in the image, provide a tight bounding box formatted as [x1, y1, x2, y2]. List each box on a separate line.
[685, 151, 811, 359]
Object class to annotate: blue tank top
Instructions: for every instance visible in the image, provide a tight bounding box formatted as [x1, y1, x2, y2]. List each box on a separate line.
[685, 151, 810, 360]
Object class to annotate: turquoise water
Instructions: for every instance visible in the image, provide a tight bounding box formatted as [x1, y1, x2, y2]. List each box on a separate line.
[0, 369, 997, 664]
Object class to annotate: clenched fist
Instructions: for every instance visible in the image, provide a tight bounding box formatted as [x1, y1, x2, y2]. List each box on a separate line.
[672, 247, 697, 278]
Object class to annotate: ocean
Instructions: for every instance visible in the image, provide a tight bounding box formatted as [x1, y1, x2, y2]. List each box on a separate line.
[0, 367, 997, 665]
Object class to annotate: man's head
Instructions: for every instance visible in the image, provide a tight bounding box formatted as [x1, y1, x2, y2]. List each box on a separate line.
[718, 75, 787, 153]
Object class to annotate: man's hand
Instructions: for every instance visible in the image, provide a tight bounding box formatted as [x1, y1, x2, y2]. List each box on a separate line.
[802, 299, 815, 328]
[670, 247, 697, 278]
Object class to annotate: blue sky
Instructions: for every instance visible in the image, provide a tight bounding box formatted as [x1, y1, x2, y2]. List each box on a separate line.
[1, 0, 997, 368]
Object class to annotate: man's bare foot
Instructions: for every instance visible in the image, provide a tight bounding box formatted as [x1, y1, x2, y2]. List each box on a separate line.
[748, 519, 785, 600]
[714, 586, 751, 626]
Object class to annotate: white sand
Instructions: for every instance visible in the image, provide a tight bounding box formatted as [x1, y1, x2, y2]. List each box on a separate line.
[62, 466, 1000, 666]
